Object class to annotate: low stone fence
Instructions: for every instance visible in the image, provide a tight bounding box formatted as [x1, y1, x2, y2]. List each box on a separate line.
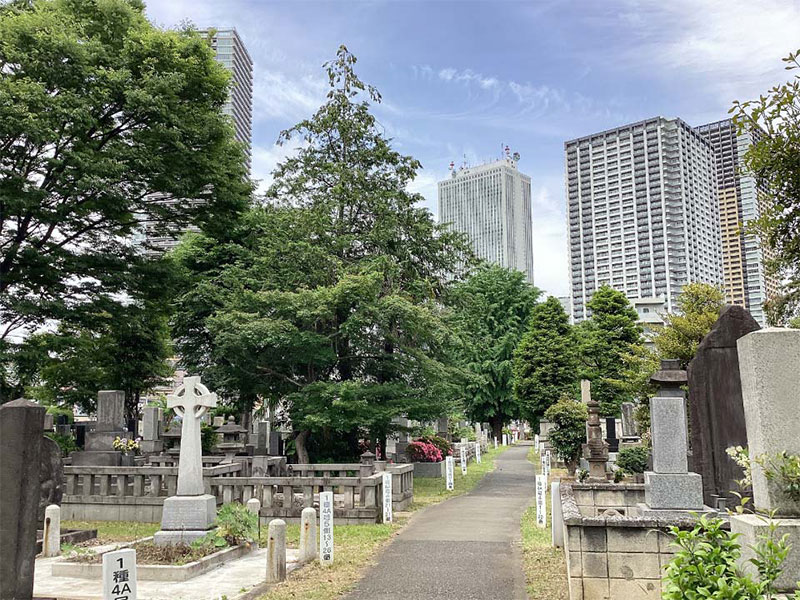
[62, 463, 242, 522]
[560, 482, 705, 600]
[453, 442, 477, 465]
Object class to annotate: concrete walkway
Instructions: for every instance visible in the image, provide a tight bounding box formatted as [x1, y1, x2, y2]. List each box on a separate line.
[345, 444, 535, 600]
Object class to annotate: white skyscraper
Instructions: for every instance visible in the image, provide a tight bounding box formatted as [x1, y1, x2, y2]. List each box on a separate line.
[437, 153, 534, 283]
[566, 117, 722, 321]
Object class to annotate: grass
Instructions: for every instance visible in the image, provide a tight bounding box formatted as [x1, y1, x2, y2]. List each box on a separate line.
[257, 443, 513, 600]
[62, 520, 159, 543]
[520, 445, 569, 600]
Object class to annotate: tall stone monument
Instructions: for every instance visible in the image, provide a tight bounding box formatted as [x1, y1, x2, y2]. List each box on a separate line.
[688, 305, 759, 508]
[154, 376, 218, 545]
[71, 390, 131, 466]
[140, 405, 163, 454]
[1, 399, 45, 600]
[582, 380, 609, 482]
[643, 360, 704, 511]
[731, 328, 800, 592]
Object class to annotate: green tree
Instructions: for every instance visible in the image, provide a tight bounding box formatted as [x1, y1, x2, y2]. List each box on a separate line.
[577, 285, 641, 416]
[512, 296, 578, 429]
[0, 0, 251, 343]
[448, 264, 540, 438]
[544, 395, 588, 476]
[731, 50, 800, 324]
[173, 47, 470, 462]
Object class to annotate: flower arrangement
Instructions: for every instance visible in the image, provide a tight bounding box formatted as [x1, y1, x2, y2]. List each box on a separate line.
[406, 441, 443, 463]
[112, 436, 140, 455]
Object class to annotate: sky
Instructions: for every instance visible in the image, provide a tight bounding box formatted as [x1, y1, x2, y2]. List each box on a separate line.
[145, 0, 799, 297]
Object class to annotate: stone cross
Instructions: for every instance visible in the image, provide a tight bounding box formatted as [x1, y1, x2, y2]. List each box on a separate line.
[167, 376, 217, 496]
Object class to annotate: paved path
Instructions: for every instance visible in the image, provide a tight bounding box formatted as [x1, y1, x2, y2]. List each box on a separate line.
[345, 444, 535, 600]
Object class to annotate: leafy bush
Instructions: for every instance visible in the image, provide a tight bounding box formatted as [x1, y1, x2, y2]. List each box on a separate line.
[616, 446, 649, 474]
[406, 441, 443, 463]
[417, 435, 452, 457]
[200, 422, 218, 454]
[45, 432, 77, 456]
[544, 396, 588, 475]
[194, 502, 258, 549]
[453, 425, 476, 442]
[756, 451, 800, 502]
[663, 515, 800, 599]
[577, 469, 589, 482]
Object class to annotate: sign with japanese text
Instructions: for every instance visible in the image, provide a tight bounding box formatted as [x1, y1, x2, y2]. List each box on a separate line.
[445, 455, 454, 491]
[382, 472, 393, 523]
[319, 491, 334, 566]
[535, 475, 547, 528]
[460, 445, 467, 475]
[474, 442, 481, 464]
[103, 548, 137, 600]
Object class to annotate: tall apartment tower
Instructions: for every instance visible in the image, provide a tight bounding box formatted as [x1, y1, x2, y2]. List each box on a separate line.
[694, 119, 777, 324]
[202, 28, 253, 174]
[566, 117, 722, 322]
[142, 28, 253, 254]
[438, 154, 535, 283]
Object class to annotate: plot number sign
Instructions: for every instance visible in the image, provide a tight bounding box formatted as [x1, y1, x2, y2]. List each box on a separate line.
[535, 475, 547, 528]
[445, 455, 455, 491]
[320, 491, 334, 566]
[103, 548, 137, 600]
[382, 472, 393, 524]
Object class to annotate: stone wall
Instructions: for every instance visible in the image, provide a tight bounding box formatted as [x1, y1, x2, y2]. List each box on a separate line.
[561, 483, 698, 600]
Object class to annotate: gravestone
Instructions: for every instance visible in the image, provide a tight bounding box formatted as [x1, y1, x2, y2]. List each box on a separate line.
[140, 405, 163, 454]
[71, 390, 131, 466]
[154, 376, 218, 545]
[38, 435, 64, 524]
[605, 417, 619, 453]
[582, 380, 609, 481]
[0, 399, 45, 600]
[730, 328, 800, 592]
[687, 305, 759, 508]
[620, 402, 637, 438]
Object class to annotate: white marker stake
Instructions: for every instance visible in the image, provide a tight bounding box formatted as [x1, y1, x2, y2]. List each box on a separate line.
[540, 452, 547, 477]
[545, 450, 551, 477]
[494, 437, 498, 449]
[535, 475, 547, 528]
[445, 455, 455, 491]
[460, 446, 467, 476]
[382, 472, 393, 523]
[475, 442, 482, 464]
[502, 433, 507, 446]
[319, 491, 334, 566]
[534, 433, 539, 448]
[103, 548, 137, 600]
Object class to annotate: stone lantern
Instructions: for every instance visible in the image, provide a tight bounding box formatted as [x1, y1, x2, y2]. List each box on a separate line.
[215, 416, 246, 463]
[162, 421, 182, 457]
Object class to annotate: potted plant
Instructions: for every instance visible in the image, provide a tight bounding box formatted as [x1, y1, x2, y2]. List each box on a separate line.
[112, 436, 140, 466]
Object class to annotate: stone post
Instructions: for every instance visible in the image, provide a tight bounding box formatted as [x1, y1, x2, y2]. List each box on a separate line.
[266, 519, 287, 583]
[140, 405, 163, 454]
[299, 507, 317, 563]
[582, 380, 608, 481]
[43, 504, 61, 558]
[731, 328, 800, 592]
[247, 498, 261, 515]
[0, 399, 45, 600]
[359, 451, 376, 477]
[643, 360, 704, 510]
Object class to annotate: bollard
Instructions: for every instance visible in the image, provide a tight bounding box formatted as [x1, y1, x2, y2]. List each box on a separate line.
[299, 507, 317, 563]
[266, 519, 287, 583]
[247, 498, 261, 541]
[43, 504, 61, 557]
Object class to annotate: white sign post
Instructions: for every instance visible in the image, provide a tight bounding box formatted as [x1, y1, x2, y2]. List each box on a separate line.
[103, 548, 137, 600]
[460, 445, 467, 476]
[545, 450, 551, 477]
[445, 455, 455, 491]
[319, 491, 334, 566]
[474, 442, 482, 464]
[502, 433, 507, 446]
[534, 433, 539, 448]
[494, 437, 498, 449]
[382, 472, 393, 524]
[535, 475, 547, 528]
[540, 453, 548, 480]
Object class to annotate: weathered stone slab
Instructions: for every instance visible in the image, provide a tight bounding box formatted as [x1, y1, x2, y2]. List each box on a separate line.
[621, 402, 637, 437]
[688, 305, 758, 508]
[142, 406, 161, 441]
[644, 472, 703, 510]
[737, 328, 800, 515]
[650, 396, 687, 473]
[731, 513, 800, 592]
[156, 494, 216, 536]
[0, 399, 45, 600]
[96, 390, 126, 432]
[38, 435, 64, 524]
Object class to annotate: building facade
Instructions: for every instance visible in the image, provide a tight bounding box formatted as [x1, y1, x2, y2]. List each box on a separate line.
[437, 156, 535, 283]
[142, 28, 253, 254]
[566, 117, 722, 322]
[694, 119, 777, 324]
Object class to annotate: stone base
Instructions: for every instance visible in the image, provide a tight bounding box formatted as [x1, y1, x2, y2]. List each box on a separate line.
[636, 502, 718, 521]
[644, 471, 703, 510]
[731, 513, 800, 592]
[139, 440, 163, 453]
[85, 430, 130, 451]
[70, 450, 124, 466]
[153, 529, 214, 546]
[157, 494, 217, 541]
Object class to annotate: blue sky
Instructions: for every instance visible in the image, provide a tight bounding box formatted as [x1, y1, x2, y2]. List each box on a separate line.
[146, 0, 799, 297]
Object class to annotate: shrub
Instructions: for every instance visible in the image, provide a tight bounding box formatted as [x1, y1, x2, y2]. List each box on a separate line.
[200, 422, 218, 454]
[406, 441, 443, 463]
[544, 396, 588, 475]
[417, 435, 452, 457]
[663, 515, 800, 599]
[616, 446, 649, 474]
[45, 432, 77, 457]
[194, 502, 258, 549]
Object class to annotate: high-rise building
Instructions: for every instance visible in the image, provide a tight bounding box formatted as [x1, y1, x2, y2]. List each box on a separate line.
[141, 28, 253, 254]
[437, 153, 535, 283]
[203, 28, 253, 174]
[566, 117, 722, 322]
[694, 119, 777, 324]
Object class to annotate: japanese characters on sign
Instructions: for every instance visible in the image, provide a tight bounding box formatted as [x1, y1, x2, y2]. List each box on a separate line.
[445, 455, 454, 491]
[382, 472, 393, 524]
[474, 442, 481, 464]
[535, 475, 547, 528]
[545, 449, 551, 477]
[460, 446, 467, 476]
[319, 491, 334, 566]
[102, 548, 137, 600]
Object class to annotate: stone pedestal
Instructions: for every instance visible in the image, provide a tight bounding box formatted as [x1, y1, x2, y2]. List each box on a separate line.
[643, 472, 704, 510]
[731, 514, 800, 592]
[139, 440, 163, 454]
[153, 495, 217, 545]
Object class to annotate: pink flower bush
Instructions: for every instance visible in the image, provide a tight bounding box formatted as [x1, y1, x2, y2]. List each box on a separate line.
[406, 441, 443, 463]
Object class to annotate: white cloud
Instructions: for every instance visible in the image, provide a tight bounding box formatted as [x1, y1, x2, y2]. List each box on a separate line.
[251, 140, 303, 194]
[252, 69, 326, 122]
[530, 177, 569, 297]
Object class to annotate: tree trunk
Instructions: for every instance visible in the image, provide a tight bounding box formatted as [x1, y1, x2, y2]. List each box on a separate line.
[566, 458, 578, 477]
[490, 415, 504, 442]
[295, 429, 311, 464]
